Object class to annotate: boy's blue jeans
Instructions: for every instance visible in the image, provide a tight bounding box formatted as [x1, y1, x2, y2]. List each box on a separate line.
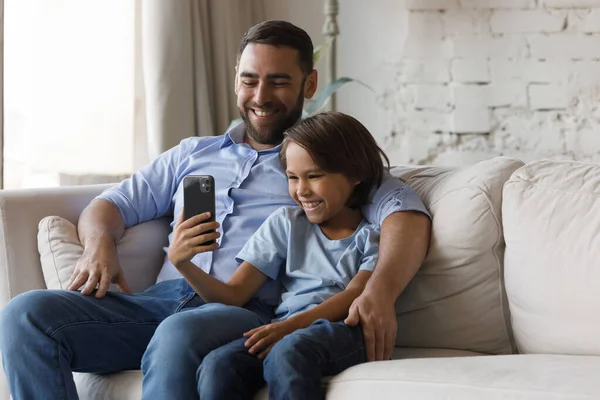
[198, 319, 367, 400]
[0, 278, 274, 400]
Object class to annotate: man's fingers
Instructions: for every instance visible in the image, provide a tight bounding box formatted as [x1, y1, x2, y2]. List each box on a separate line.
[116, 274, 132, 294]
[344, 305, 360, 326]
[374, 329, 386, 361]
[383, 331, 395, 361]
[94, 273, 112, 299]
[67, 272, 88, 291]
[80, 273, 100, 295]
[363, 328, 376, 362]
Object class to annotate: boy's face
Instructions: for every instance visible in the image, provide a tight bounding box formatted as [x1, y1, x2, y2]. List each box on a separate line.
[285, 142, 358, 228]
[235, 44, 317, 146]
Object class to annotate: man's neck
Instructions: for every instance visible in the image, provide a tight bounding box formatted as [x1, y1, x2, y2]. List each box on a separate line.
[243, 133, 279, 151]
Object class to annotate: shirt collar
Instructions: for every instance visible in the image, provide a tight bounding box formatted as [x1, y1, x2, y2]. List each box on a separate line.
[220, 120, 281, 154]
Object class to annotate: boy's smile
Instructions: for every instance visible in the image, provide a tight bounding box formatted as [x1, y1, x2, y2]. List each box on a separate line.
[284, 142, 362, 238]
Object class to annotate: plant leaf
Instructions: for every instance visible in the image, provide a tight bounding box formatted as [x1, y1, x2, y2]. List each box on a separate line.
[304, 77, 374, 115]
[313, 39, 333, 65]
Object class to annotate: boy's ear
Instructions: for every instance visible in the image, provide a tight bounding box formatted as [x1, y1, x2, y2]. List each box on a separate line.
[304, 70, 318, 99]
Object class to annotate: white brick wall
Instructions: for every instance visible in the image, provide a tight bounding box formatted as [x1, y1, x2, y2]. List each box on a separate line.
[541, 0, 600, 8]
[460, 0, 535, 9]
[452, 59, 490, 82]
[490, 10, 567, 33]
[568, 9, 600, 32]
[380, 1, 600, 165]
[529, 35, 600, 58]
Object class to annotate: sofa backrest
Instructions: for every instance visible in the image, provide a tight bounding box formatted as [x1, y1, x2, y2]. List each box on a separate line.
[503, 160, 600, 356]
[391, 157, 524, 355]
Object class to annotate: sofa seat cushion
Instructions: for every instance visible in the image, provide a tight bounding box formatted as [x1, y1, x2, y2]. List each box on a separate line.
[390, 157, 524, 355]
[327, 354, 600, 399]
[74, 354, 600, 399]
[503, 160, 600, 355]
[73, 348, 483, 400]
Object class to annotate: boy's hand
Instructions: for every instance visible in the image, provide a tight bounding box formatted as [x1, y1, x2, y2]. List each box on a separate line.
[243, 320, 296, 359]
[168, 210, 220, 268]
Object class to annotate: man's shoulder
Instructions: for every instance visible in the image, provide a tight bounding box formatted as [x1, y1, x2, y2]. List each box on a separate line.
[180, 134, 227, 153]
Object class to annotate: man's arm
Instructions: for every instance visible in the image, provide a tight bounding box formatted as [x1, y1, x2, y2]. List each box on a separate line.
[67, 199, 131, 297]
[345, 210, 431, 361]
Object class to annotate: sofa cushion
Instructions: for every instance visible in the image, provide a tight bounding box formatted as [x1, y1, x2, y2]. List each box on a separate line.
[37, 216, 170, 293]
[503, 160, 600, 355]
[74, 354, 600, 400]
[391, 157, 524, 355]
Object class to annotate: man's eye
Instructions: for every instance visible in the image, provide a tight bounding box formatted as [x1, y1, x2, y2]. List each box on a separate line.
[242, 81, 257, 87]
[273, 81, 289, 87]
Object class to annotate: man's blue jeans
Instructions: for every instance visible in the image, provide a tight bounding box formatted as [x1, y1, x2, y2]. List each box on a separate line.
[0, 278, 274, 400]
[197, 319, 367, 400]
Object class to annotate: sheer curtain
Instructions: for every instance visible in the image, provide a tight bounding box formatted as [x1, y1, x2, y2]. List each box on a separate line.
[136, 0, 265, 167]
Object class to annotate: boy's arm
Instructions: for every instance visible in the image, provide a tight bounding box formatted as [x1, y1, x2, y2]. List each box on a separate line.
[286, 270, 372, 330]
[244, 270, 372, 358]
[176, 260, 268, 307]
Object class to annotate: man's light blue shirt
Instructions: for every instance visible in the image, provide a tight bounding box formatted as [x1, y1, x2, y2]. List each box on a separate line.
[236, 206, 380, 321]
[96, 122, 430, 304]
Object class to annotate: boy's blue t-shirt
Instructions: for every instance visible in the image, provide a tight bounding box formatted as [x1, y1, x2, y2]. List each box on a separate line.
[236, 206, 380, 321]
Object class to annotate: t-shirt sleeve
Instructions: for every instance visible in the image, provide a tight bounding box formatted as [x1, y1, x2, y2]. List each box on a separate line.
[235, 207, 290, 280]
[358, 225, 380, 272]
[361, 171, 431, 226]
[95, 138, 197, 228]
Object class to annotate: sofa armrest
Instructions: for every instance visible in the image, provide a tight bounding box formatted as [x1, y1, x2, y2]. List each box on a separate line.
[0, 184, 113, 308]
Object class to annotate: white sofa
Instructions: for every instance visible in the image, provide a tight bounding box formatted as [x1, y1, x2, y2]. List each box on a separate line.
[1, 157, 600, 399]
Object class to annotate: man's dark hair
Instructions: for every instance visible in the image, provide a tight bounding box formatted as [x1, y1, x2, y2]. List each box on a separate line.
[237, 20, 314, 75]
[279, 112, 390, 209]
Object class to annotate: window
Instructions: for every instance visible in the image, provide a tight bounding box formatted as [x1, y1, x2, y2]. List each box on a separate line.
[4, 0, 135, 188]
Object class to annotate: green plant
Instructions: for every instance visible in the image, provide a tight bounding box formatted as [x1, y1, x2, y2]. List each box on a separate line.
[227, 40, 372, 131]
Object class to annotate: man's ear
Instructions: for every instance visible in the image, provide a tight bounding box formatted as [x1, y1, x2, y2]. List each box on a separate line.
[304, 69, 318, 99]
[234, 66, 239, 96]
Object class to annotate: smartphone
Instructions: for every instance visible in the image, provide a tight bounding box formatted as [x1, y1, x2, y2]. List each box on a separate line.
[183, 175, 216, 245]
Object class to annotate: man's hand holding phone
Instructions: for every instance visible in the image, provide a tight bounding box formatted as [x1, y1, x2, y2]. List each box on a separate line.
[168, 211, 220, 268]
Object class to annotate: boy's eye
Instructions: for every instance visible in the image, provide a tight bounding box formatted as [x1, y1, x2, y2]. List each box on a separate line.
[308, 174, 322, 179]
[287, 176, 298, 180]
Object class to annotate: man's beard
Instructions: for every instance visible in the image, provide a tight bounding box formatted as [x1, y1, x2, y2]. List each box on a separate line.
[240, 89, 304, 146]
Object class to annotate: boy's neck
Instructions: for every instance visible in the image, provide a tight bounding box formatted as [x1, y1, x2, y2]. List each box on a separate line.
[318, 207, 364, 240]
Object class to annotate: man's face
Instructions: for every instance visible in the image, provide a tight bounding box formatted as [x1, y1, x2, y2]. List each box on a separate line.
[235, 44, 317, 146]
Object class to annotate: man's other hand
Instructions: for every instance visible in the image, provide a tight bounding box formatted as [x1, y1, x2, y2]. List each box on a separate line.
[345, 289, 396, 362]
[67, 235, 131, 298]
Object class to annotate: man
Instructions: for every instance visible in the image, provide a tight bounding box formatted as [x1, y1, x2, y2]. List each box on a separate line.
[0, 20, 430, 399]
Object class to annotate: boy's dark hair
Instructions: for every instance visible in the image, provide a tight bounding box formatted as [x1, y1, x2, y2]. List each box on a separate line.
[279, 111, 390, 209]
[237, 20, 314, 76]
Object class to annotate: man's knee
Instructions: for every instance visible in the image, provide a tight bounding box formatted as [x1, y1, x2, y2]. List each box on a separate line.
[0, 290, 53, 348]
